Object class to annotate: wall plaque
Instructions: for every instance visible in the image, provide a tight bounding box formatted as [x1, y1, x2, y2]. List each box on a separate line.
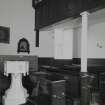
[17, 38, 30, 54]
[0, 26, 10, 43]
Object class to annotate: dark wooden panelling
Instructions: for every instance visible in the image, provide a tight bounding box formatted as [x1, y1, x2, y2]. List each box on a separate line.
[87, 58, 105, 65]
[72, 58, 105, 73]
[38, 57, 80, 74]
[65, 73, 80, 99]
[53, 59, 72, 67]
[87, 58, 105, 73]
[0, 55, 38, 73]
[38, 57, 54, 66]
[72, 58, 81, 64]
[38, 57, 72, 68]
[38, 57, 105, 73]
[34, 0, 82, 29]
[38, 57, 80, 101]
[99, 72, 105, 105]
[37, 57, 105, 105]
[82, 0, 105, 12]
[34, 0, 105, 29]
[39, 78, 66, 105]
[73, 58, 105, 65]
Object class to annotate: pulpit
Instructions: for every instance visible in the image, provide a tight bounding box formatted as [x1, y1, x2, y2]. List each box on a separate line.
[3, 61, 29, 105]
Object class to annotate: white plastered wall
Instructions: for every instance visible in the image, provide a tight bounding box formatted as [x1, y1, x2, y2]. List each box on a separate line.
[0, 0, 38, 55]
[0, 0, 105, 58]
